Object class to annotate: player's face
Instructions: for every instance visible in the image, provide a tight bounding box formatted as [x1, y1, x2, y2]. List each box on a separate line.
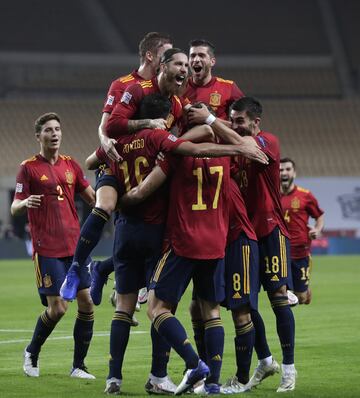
[230, 109, 259, 137]
[36, 119, 62, 151]
[189, 46, 215, 81]
[162, 53, 189, 95]
[280, 162, 296, 189]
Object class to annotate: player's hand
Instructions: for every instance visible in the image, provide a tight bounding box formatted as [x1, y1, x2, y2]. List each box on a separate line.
[100, 135, 122, 162]
[150, 119, 167, 130]
[26, 195, 43, 208]
[308, 228, 321, 240]
[187, 104, 210, 125]
[238, 136, 269, 164]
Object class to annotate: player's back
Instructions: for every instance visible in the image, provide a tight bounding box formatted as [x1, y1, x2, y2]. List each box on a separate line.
[111, 128, 184, 224]
[161, 155, 230, 259]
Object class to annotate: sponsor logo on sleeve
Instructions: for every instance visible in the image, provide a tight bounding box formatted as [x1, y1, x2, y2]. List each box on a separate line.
[15, 183, 23, 193]
[167, 134, 177, 142]
[258, 136, 266, 148]
[106, 95, 115, 106]
[121, 91, 132, 104]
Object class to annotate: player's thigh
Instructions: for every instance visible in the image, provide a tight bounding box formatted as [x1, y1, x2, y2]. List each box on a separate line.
[193, 258, 225, 304]
[223, 234, 259, 312]
[258, 227, 293, 293]
[95, 185, 118, 213]
[291, 257, 311, 293]
[149, 249, 194, 306]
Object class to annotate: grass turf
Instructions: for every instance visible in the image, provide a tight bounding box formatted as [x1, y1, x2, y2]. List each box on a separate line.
[0, 255, 359, 397]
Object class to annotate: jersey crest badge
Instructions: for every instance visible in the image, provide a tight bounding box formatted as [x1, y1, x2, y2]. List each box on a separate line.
[209, 92, 221, 107]
[291, 197, 300, 211]
[65, 170, 74, 185]
[40, 174, 48, 181]
[43, 274, 52, 288]
[165, 114, 174, 129]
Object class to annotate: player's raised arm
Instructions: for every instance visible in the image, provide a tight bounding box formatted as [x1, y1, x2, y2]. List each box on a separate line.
[119, 165, 167, 207]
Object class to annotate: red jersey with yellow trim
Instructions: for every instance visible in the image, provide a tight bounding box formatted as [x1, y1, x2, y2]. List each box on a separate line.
[281, 185, 324, 259]
[236, 131, 289, 239]
[102, 70, 145, 114]
[14, 154, 89, 258]
[106, 77, 183, 138]
[97, 129, 185, 224]
[184, 76, 244, 120]
[160, 155, 230, 259]
[227, 178, 257, 244]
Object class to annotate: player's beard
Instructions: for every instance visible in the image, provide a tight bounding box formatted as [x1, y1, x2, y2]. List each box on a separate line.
[235, 126, 252, 137]
[281, 176, 294, 191]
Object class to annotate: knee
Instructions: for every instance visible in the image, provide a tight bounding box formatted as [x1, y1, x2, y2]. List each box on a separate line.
[297, 291, 311, 305]
[48, 305, 66, 321]
[77, 294, 94, 313]
[189, 300, 202, 320]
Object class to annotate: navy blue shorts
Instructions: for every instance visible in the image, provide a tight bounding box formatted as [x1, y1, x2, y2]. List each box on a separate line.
[258, 227, 293, 292]
[113, 216, 165, 294]
[95, 164, 119, 191]
[150, 249, 225, 305]
[34, 253, 91, 306]
[291, 256, 311, 293]
[223, 233, 259, 311]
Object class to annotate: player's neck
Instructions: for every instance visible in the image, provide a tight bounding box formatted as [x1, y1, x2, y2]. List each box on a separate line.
[137, 63, 155, 81]
[282, 183, 295, 195]
[40, 149, 59, 164]
[193, 73, 212, 86]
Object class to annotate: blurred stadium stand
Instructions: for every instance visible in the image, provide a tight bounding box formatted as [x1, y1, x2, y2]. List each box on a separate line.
[0, 0, 359, 255]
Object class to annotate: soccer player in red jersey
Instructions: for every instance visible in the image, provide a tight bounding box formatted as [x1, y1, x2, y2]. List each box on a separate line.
[280, 158, 324, 304]
[106, 48, 188, 138]
[11, 113, 96, 379]
[188, 97, 297, 392]
[65, 33, 172, 310]
[184, 39, 244, 120]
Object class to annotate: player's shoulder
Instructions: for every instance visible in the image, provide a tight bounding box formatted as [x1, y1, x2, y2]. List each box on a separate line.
[173, 95, 182, 107]
[215, 76, 235, 85]
[138, 79, 154, 89]
[296, 186, 311, 194]
[118, 73, 137, 84]
[59, 154, 72, 161]
[20, 155, 37, 166]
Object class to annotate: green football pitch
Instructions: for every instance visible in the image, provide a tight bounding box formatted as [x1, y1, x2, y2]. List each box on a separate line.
[0, 256, 359, 398]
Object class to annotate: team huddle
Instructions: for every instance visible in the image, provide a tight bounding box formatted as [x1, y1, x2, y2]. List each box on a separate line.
[11, 32, 324, 395]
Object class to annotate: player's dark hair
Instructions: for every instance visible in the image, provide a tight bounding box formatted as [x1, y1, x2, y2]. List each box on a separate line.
[34, 112, 60, 134]
[138, 93, 172, 120]
[160, 48, 187, 64]
[191, 102, 216, 116]
[280, 157, 296, 169]
[139, 32, 172, 62]
[189, 39, 216, 57]
[230, 97, 262, 120]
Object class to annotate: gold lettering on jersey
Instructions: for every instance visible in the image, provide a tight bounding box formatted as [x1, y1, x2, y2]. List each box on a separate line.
[43, 274, 52, 288]
[65, 170, 74, 185]
[123, 138, 145, 154]
[291, 197, 300, 212]
[209, 92, 221, 107]
[165, 114, 174, 129]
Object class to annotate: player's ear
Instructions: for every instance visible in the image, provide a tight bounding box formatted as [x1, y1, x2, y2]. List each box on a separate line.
[210, 56, 216, 67]
[145, 50, 154, 63]
[35, 133, 41, 142]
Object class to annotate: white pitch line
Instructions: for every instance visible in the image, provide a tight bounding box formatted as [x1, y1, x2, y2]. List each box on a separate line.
[0, 330, 146, 345]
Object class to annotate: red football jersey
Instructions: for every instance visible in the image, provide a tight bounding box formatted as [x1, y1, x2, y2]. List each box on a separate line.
[281, 185, 324, 258]
[102, 70, 145, 114]
[160, 155, 230, 259]
[14, 154, 89, 258]
[97, 129, 185, 224]
[227, 178, 257, 244]
[106, 77, 183, 138]
[184, 76, 244, 120]
[236, 131, 289, 239]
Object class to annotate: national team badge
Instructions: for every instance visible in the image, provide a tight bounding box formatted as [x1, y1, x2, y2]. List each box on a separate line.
[65, 170, 74, 185]
[43, 274, 52, 288]
[291, 197, 300, 211]
[209, 92, 221, 107]
[165, 114, 174, 129]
